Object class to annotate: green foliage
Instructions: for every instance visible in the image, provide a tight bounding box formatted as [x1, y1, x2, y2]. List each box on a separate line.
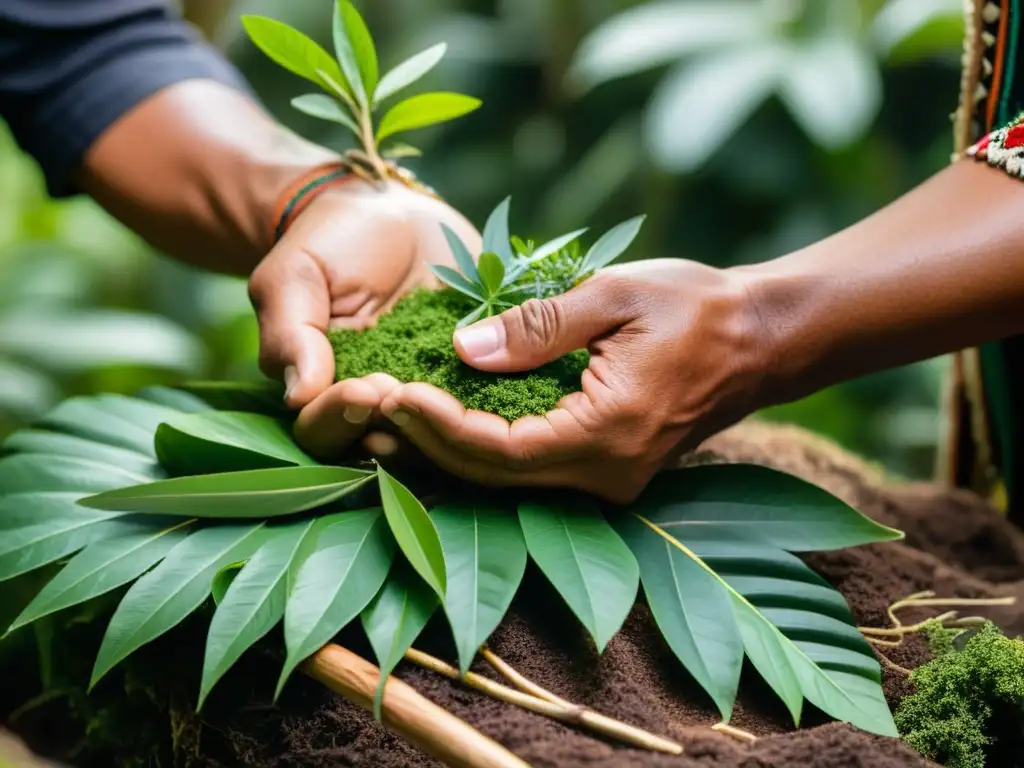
[242, 1, 479, 164]
[895, 623, 1024, 768]
[328, 289, 588, 421]
[921, 617, 963, 657]
[0, 384, 901, 736]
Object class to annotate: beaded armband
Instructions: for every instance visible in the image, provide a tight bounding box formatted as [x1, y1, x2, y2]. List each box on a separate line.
[967, 112, 1024, 179]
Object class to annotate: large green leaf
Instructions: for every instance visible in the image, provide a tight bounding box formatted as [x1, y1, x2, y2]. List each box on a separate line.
[154, 411, 318, 476]
[1, 430, 160, 477]
[241, 15, 346, 93]
[134, 386, 213, 414]
[177, 381, 288, 417]
[0, 493, 143, 582]
[333, 0, 377, 105]
[376, 92, 481, 142]
[0, 455, 153, 495]
[200, 519, 321, 708]
[291, 94, 359, 135]
[375, 43, 447, 104]
[376, 467, 446, 599]
[79, 466, 374, 519]
[614, 516, 742, 720]
[279, 509, 395, 696]
[634, 515, 896, 736]
[517, 500, 638, 652]
[481, 196, 514, 266]
[91, 524, 268, 686]
[8, 521, 192, 631]
[433, 502, 526, 675]
[38, 395, 181, 456]
[361, 565, 437, 718]
[637, 466, 902, 551]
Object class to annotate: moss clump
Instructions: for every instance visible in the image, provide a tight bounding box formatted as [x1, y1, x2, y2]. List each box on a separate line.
[894, 622, 1024, 768]
[328, 289, 587, 422]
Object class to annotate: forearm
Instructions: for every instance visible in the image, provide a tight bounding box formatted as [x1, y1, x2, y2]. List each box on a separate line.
[743, 160, 1024, 406]
[76, 80, 339, 276]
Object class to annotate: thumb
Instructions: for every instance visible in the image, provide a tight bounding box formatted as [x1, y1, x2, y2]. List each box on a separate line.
[453, 277, 631, 373]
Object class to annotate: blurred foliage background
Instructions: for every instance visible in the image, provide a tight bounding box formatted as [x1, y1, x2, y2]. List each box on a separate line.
[0, 0, 967, 479]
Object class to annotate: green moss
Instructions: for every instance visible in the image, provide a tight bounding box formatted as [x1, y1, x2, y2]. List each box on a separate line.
[328, 289, 587, 422]
[921, 618, 963, 658]
[894, 622, 1024, 768]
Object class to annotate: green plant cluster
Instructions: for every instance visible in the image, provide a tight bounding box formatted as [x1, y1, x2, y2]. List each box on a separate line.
[895, 622, 1024, 768]
[329, 290, 587, 422]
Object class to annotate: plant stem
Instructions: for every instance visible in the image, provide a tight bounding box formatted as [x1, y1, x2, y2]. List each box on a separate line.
[479, 645, 574, 709]
[711, 723, 758, 743]
[304, 643, 528, 768]
[403, 647, 683, 755]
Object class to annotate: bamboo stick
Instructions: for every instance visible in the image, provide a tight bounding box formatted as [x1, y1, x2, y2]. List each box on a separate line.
[304, 644, 530, 768]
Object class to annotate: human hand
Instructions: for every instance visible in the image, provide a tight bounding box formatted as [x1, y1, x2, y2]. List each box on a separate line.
[249, 177, 480, 413]
[367, 259, 773, 502]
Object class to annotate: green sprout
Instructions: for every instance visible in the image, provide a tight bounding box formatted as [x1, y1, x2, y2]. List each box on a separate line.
[432, 197, 646, 328]
[242, 1, 480, 184]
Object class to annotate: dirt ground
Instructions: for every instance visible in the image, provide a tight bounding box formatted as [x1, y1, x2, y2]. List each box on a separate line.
[7, 420, 1024, 767]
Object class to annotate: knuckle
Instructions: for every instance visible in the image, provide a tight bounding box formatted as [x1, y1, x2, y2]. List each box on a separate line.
[514, 299, 562, 348]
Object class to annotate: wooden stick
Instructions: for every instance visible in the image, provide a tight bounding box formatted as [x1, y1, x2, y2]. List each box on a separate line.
[405, 648, 683, 756]
[479, 646, 575, 709]
[304, 644, 529, 768]
[712, 723, 758, 744]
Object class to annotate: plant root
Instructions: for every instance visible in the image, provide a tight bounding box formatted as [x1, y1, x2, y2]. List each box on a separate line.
[403, 648, 684, 756]
[711, 722, 758, 744]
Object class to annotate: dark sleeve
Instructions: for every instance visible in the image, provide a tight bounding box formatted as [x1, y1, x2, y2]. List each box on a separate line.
[0, 0, 252, 197]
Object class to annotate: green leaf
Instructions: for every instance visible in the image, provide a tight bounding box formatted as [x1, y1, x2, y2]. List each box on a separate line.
[477, 252, 506, 297]
[154, 411, 318, 477]
[481, 197, 514, 267]
[291, 94, 359, 134]
[79, 466, 374, 519]
[376, 466, 445, 599]
[8, 522, 191, 631]
[178, 381, 288, 417]
[91, 524, 268, 687]
[525, 228, 589, 265]
[200, 519, 323, 708]
[0, 493, 143, 582]
[39, 395, 180, 456]
[376, 92, 481, 142]
[210, 562, 243, 606]
[241, 15, 346, 93]
[455, 303, 489, 330]
[433, 503, 526, 675]
[361, 564, 437, 719]
[440, 224, 479, 283]
[428, 264, 485, 302]
[375, 43, 447, 104]
[517, 500, 638, 652]
[1, 430, 159, 477]
[279, 509, 395, 696]
[633, 515, 896, 736]
[579, 215, 646, 275]
[0, 454, 154, 495]
[614, 516, 743, 720]
[134, 386, 213, 414]
[381, 142, 422, 159]
[332, 0, 377, 105]
[636, 466, 903, 551]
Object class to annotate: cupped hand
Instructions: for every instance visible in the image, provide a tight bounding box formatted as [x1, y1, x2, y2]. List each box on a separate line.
[369, 259, 774, 503]
[248, 177, 480, 411]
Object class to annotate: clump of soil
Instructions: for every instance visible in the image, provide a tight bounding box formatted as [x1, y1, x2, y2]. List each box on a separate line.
[328, 289, 587, 422]
[6, 420, 1024, 768]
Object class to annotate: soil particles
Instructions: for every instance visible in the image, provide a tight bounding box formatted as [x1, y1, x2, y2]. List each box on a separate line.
[6, 421, 1024, 768]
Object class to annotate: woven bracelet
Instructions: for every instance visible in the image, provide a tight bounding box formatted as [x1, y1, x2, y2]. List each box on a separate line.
[270, 162, 353, 244]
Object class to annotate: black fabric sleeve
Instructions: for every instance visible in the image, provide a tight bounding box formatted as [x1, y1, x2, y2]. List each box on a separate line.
[0, 0, 251, 197]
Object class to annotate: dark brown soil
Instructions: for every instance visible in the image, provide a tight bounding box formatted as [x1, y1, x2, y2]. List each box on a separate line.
[7, 420, 1024, 767]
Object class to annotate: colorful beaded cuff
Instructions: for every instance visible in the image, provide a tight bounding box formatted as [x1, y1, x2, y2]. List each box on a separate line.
[270, 163, 354, 244]
[967, 111, 1024, 179]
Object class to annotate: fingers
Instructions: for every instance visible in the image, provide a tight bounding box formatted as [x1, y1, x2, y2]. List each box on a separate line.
[453, 274, 635, 373]
[294, 373, 401, 459]
[249, 249, 335, 408]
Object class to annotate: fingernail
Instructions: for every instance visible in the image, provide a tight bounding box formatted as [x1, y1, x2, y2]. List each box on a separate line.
[344, 405, 372, 424]
[389, 410, 411, 427]
[365, 432, 399, 457]
[284, 366, 299, 401]
[454, 322, 501, 360]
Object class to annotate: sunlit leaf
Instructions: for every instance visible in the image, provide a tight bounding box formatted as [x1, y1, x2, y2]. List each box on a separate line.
[377, 466, 446, 599]
[80, 466, 374, 518]
[279, 509, 395, 696]
[579, 216, 646, 275]
[91, 524, 268, 686]
[241, 15, 345, 92]
[433, 502, 526, 675]
[333, 0, 377, 104]
[477, 252, 506, 296]
[525, 228, 589, 265]
[376, 92, 481, 142]
[481, 197, 515, 266]
[375, 43, 447, 104]
[291, 94, 359, 134]
[517, 500, 638, 652]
